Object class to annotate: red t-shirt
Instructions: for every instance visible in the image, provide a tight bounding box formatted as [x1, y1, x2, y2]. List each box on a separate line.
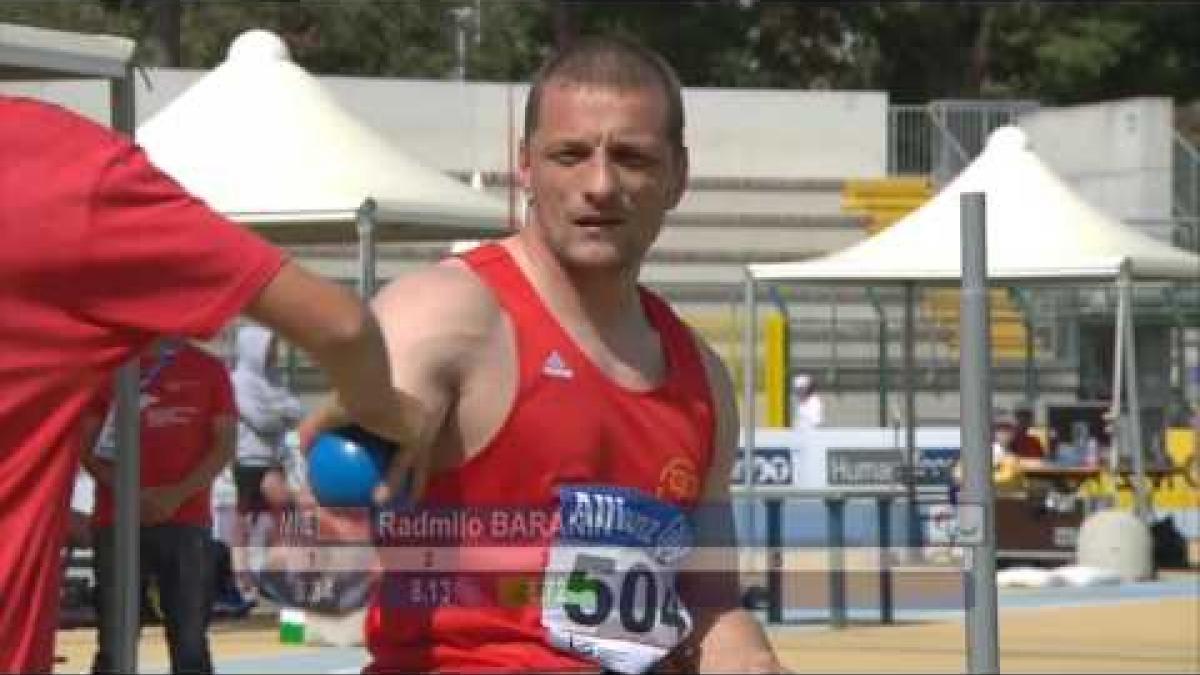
[1009, 431, 1046, 459]
[90, 343, 236, 529]
[0, 96, 285, 671]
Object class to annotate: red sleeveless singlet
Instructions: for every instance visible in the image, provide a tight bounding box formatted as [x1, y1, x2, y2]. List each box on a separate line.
[364, 244, 715, 672]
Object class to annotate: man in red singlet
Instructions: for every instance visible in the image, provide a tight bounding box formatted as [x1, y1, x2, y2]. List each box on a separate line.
[0, 95, 418, 672]
[302, 36, 784, 673]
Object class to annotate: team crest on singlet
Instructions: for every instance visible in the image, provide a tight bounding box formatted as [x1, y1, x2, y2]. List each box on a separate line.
[655, 456, 700, 503]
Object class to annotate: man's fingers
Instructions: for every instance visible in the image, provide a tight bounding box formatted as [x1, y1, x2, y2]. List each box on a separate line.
[371, 437, 436, 506]
[408, 453, 432, 503]
[296, 395, 350, 453]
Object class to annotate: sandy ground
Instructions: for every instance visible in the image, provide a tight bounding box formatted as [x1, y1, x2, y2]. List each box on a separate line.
[53, 588, 1198, 673]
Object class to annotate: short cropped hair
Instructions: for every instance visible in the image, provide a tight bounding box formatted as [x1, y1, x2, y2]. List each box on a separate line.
[524, 35, 685, 150]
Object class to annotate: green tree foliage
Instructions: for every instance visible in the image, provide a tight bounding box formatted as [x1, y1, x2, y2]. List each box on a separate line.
[1, 0, 1196, 108]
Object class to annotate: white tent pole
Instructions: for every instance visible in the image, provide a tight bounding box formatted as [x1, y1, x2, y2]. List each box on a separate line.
[111, 64, 141, 675]
[1109, 283, 1125, 476]
[357, 199, 378, 299]
[1119, 267, 1151, 523]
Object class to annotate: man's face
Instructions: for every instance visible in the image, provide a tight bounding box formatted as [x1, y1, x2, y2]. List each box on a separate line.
[518, 81, 687, 272]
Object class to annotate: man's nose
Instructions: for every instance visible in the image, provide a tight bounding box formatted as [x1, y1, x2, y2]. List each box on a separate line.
[582, 154, 620, 204]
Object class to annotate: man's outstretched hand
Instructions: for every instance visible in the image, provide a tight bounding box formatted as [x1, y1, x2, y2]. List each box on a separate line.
[296, 392, 432, 504]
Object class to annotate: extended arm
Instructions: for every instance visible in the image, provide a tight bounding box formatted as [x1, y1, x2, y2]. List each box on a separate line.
[294, 260, 499, 502]
[244, 261, 426, 451]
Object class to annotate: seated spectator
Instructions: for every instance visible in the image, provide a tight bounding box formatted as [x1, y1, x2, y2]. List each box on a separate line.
[1008, 406, 1046, 460]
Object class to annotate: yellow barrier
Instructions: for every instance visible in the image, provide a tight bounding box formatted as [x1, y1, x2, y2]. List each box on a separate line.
[763, 312, 787, 428]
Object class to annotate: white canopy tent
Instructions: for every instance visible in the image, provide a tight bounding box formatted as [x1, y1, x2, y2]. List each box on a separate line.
[136, 29, 511, 296]
[743, 126, 1200, 524]
[1, 21, 145, 671]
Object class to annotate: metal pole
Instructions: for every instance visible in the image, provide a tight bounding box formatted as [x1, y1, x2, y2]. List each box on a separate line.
[825, 498, 847, 629]
[867, 287, 890, 428]
[877, 497, 894, 624]
[879, 321, 889, 428]
[1016, 288, 1037, 407]
[1168, 288, 1188, 403]
[1110, 283, 1126, 475]
[742, 270, 758, 537]
[960, 192, 999, 673]
[903, 282, 920, 555]
[765, 499, 783, 624]
[829, 289, 839, 392]
[1119, 268, 1152, 523]
[357, 199, 378, 299]
[111, 67, 141, 675]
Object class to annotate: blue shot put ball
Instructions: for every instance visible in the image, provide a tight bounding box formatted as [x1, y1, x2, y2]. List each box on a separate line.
[307, 425, 396, 507]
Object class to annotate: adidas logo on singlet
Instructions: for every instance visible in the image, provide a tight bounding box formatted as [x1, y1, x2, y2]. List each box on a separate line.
[541, 350, 574, 379]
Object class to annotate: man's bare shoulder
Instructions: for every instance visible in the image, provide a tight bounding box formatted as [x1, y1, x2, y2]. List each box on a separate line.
[372, 258, 501, 331]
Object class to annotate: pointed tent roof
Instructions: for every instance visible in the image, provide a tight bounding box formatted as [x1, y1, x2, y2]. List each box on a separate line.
[136, 29, 509, 244]
[749, 126, 1199, 284]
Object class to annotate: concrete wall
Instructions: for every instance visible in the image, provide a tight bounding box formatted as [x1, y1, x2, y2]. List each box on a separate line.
[2, 67, 889, 179]
[1020, 97, 1175, 229]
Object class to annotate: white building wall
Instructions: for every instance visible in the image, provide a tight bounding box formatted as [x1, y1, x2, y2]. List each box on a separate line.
[1020, 97, 1175, 231]
[2, 68, 889, 179]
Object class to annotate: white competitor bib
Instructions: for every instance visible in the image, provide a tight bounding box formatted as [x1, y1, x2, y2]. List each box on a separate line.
[541, 486, 694, 674]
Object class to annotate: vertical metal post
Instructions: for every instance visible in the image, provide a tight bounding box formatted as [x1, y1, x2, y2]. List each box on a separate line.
[1017, 289, 1037, 406]
[960, 192, 999, 673]
[765, 499, 783, 625]
[1119, 268, 1152, 523]
[742, 270, 758, 539]
[879, 321, 889, 428]
[1110, 283, 1126, 475]
[867, 287, 890, 428]
[877, 497, 894, 624]
[111, 67, 140, 674]
[829, 289, 840, 391]
[357, 199, 378, 299]
[903, 282, 920, 554]
[826, 498, 847, 629]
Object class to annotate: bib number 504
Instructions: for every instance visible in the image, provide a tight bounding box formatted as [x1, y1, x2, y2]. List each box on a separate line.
[563, 553, 687, 634]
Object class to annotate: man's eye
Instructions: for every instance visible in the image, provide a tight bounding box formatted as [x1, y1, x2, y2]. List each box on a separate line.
[550, 150, 587, 165]
[613, 150, 657, 168]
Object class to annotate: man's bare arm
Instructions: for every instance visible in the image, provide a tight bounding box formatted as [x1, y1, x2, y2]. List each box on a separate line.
[677, 340, 786, 673]
[294, 260, 499, 502]
[244, 262, 425, 450]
